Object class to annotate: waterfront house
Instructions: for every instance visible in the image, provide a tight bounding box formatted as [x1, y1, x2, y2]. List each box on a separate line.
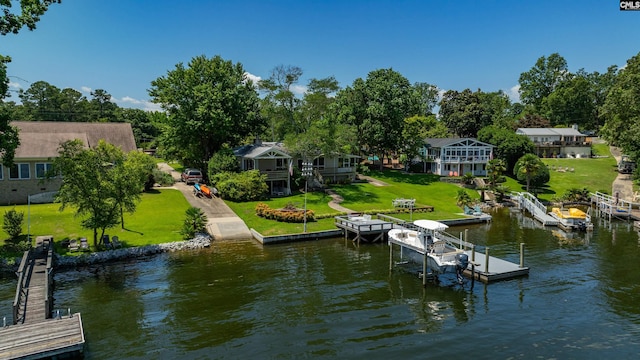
[417, 138, 494, 176]
[233, 139, 359, 195]
[515, 126, 591, 158]
[0, 121, 137, 205]
[233, 140, 292, 196]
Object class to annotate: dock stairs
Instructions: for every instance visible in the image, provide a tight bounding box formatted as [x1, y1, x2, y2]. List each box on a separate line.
[513, 192, 558, 226]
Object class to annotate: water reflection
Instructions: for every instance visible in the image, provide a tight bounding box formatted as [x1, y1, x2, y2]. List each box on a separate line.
[1, 208, 640, 358]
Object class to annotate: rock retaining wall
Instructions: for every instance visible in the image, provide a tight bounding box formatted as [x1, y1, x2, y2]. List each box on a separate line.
[0, 234, 212, 273]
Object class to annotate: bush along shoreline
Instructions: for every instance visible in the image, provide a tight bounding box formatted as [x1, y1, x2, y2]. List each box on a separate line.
[0, 233, 212, 274]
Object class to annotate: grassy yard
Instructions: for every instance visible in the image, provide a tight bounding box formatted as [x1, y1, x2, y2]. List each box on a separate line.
[500, 143, 618, 202]
[0, 189, 191, 252]
[225, 171, 478, 236]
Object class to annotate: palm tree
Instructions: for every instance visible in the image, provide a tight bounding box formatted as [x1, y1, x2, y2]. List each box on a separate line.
[486, 159, 506, 189]
[181, 207, 208, 239]
[516, 154, 542, 193]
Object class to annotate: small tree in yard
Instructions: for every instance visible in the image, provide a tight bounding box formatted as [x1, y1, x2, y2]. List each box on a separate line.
[51, 140, 149, 248]
[181, 207, 207, 240]
[3, 208, 24, 240]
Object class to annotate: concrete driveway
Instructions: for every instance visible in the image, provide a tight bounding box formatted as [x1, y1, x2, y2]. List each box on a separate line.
[157, 163, 253, 240]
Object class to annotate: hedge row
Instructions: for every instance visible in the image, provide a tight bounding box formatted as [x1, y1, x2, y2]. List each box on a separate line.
[255, 203, 316, 223]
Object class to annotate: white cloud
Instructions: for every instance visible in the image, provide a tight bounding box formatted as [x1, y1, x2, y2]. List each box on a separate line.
[244, 72, 261, 85]
[117, 96, 163, 112]
[291, 84, 307, 95]
[80, 86, 92, 94]
[8, 81, 21, 90]
[506, 84, 521, 103]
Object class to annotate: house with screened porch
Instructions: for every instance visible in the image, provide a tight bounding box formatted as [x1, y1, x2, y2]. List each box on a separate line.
[233, 139, 359, 196]
[417, 138, 494, 176]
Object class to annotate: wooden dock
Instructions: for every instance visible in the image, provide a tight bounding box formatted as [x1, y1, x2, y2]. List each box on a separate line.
[387, 222, 529, 284]
[335, 215, 394, 244]
[462, 245, 529, 283]
[0, 236, 85, 359]
[0, 314, 85, 360]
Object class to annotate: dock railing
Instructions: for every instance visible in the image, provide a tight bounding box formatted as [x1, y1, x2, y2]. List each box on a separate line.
[377, 213, 479, 251]
[13, 250, 31, 325]
[44, 244, 54, 319]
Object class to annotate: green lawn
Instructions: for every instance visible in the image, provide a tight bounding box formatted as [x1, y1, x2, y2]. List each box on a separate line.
[501, 143, 618, 202]
[225, 170, 478, 236]
[0, 189, 190, 252]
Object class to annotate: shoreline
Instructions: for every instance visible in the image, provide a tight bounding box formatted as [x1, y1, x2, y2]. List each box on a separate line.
[0, 234, 212, 275]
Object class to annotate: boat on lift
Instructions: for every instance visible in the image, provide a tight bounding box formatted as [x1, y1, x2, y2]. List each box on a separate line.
[387, 219, 469, 284]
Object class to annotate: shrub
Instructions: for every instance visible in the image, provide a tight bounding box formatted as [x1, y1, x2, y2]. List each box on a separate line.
[255, 202, 315, 223]
[180, 207, 207, 240]
[151, 168, 175, 187]
[208, 149, 239, 179]
[3, 208, 24, 240]
[215, 170, 269, 202]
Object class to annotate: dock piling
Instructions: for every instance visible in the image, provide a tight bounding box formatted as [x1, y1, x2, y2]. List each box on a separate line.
[485, 247, 490, 274]
[520, 243, 525, 268]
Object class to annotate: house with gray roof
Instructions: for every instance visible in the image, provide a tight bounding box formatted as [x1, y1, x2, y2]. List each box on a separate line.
[0, 121, 137, 205]
[233, 139, 292, 196]
[515, 126, 590, 158]
[417, 138, 494, 176]
[233, 139, 359, 196]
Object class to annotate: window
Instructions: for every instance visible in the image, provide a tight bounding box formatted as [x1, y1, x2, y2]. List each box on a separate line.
[9, 163, 30, 180]
[36, 163, 53, 178]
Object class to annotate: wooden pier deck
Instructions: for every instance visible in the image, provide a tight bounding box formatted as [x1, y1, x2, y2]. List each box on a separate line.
[0, 236, 85, 359]
[0, 314, 85, 360]
[462, 247, 529, 283]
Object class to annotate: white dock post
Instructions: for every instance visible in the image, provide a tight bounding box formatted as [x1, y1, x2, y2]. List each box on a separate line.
[520, 243, 525, 268]
[485, 247, 490, 274]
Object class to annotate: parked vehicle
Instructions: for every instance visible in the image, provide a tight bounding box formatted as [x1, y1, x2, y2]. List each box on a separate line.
[618, 155, 636, 174]
[181, 168, 203, 184]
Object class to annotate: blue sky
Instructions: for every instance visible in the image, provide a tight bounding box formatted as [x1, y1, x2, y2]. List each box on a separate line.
[3, 0, 639, 111]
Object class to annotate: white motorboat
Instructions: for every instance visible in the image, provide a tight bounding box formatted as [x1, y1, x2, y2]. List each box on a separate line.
[387, 219, 469, 284]
[548, 207, 593, 231]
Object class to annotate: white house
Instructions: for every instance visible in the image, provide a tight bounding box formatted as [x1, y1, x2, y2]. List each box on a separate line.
[515, 126, 590, 158]
[418, 138, 494, 176]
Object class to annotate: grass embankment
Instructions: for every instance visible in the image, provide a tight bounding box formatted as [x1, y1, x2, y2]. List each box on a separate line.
[0, 189, 190, 252]
[226, 171, 478, 236]
[500, 143, 618, 202]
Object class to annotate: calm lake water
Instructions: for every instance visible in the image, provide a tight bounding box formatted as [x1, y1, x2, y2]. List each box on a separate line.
[2, 208, 640, 359]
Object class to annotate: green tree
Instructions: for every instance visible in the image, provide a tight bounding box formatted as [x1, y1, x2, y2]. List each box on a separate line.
[3, 208, 24, 240]
[413, 82, 439, 116]
[600, 52, 640, 163]
[518, 53, 569, 111]
[478, 125, 535, 174]
[544, 70, 597, 128]
[258, 65, 303, 140]
[514, 153, 548, 193]
[486, 158, 507, 188]
[51, 140, 148, 247]
[207, 148, 239, 179]
[438, 89, 495, 138]
[339, 69, 420, 167]
[1, 0, 59, 165]
[149, 55, 263, 170]
[0, 0, 60, 35]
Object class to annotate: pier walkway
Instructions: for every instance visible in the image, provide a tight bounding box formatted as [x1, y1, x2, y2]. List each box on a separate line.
[0, 236, 85, 360]
[512, 192, 558, 226]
